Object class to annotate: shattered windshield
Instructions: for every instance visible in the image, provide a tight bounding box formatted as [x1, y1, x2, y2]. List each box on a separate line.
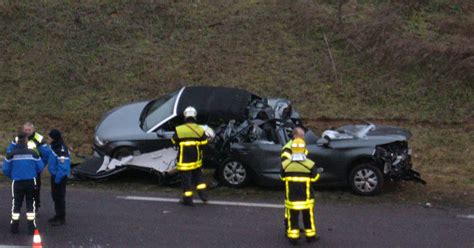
[142, 92, 178, 131]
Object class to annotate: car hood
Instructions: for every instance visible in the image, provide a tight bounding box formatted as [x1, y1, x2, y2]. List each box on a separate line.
[367, 125, 412, 140]
[328, 125, 411, 149]
[336, 124, 411, 140]
[95, 101, 150, 141]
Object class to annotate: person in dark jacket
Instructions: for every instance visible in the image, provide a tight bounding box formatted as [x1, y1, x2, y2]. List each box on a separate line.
[46, 129, 70, 226]
[6, 122, 49, 213]
[2, 133, 44, 234]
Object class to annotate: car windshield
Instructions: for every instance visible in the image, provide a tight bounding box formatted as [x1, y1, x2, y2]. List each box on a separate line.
[141, 92, 178, 131]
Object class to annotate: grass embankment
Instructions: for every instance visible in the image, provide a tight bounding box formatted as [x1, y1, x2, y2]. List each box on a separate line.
[0, 1, 472, 206]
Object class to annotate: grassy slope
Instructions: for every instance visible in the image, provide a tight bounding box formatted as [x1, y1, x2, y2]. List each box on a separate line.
[0, 1, 472, 204]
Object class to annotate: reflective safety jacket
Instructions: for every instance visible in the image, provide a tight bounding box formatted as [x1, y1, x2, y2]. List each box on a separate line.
[281, 139, 309, 161]
[281, 158, 319, 210]
[3, 144, 44, 181]
[172, 123, 208, 171]
[7, 132, 49, 165]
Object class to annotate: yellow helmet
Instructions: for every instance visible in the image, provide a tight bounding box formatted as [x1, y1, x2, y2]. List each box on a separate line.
[291, 138, 306, 154]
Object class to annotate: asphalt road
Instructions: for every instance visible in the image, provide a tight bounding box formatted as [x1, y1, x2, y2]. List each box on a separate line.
[0, 186, 473, 248]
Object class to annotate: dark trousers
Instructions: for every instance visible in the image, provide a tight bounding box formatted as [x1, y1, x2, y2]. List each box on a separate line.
[11, 179, 37, 230]
[180, 169, 206, 199]
[284, 181, 317, 239]
[286, 207, 316, 239]
[51, 176, 67, 219]
[12, 179, 36, 213]
[33, 173, 41, 209]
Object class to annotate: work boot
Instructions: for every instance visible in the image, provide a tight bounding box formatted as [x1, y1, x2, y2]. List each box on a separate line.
[10, 220, 19, 234]
[51, 218, 66, 226]
[180, 197, 193, 206]
[48, 216, 59, 223]
[198, 190, 208, 202]
[27, 221, 36, 235]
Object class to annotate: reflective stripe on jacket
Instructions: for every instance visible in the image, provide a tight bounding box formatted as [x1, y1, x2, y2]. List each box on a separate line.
[172, 123, 208, 171]
[281, 158, 319, 210]
[2, 145, 44, 180]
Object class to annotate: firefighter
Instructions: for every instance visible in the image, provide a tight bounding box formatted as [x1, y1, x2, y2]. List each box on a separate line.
[172, 106, 209, 206]
[281, 137, 321, 245]
[47, 129, 70, 226]
[2, 133, 44, 234]
[6, 122, 48, 213]
[281, 127, 309, 231]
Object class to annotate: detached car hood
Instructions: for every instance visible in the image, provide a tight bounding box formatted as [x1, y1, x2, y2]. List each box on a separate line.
[96, 101, 149, 141]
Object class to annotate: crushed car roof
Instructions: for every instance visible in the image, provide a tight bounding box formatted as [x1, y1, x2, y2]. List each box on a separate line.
[177, 86, 259, 126]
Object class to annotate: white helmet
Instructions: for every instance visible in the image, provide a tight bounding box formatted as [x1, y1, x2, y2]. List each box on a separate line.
[183, 106, 197, 119]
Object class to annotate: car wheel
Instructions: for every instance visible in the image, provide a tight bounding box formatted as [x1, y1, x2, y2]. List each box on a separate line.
[219, 159, 250, 188]
[349, 163, 383, 196]
[112, 147, 133, 160]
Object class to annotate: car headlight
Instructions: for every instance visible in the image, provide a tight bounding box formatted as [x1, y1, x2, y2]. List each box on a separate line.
[94, 136, 107, 146]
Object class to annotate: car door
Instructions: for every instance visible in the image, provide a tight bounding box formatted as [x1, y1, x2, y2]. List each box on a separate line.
[138, 117, 181, 154]
[307, 140, 350, 185]
[136, 131, 174, 154]
[232, 142, 282, 178]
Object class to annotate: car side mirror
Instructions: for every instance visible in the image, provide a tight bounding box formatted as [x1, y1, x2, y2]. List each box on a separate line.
[317, 167, 324, 173]
[317, 138, 329, 147]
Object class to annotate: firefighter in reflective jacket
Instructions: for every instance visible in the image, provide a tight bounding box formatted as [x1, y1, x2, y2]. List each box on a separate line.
[281, 137, 321, 244]
[281, 127, 308, 231]
[6, 122, 48, 213]
[172, 106, 209, 206]
[3, 133, 44, 234]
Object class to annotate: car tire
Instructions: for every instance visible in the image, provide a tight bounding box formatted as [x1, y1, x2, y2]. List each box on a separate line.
[218, 159, 250, 188]
[349, 163, 383, 196]
[112, 147, 133, 160]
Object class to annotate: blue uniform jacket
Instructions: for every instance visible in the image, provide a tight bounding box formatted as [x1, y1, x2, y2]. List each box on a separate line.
[3, 145, 44, 181]
[47, 144, 71, 184]
[7, 140, 49, 166]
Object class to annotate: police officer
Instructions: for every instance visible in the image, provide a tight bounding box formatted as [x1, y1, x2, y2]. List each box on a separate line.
[281, 136, 321, 245]
[47, 129, 70, 226]
[172, 106, 209, 206]
[3, 133, 44, 234]
[7, 122, 48, 213]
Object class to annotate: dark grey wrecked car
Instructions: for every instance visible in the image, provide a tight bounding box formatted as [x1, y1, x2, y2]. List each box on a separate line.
[215, 122, 425, 195]
[73, 86, 425, 195]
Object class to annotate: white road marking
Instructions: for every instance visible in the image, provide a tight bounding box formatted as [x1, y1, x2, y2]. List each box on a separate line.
[117, 196, 284, 209]
[456, 214, 474, 219]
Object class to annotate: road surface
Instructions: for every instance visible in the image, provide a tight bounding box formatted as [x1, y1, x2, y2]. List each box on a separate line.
[0, 186, 472, 247]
